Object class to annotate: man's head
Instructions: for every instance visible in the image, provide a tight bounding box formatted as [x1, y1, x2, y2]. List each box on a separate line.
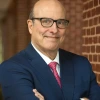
[27, 0, 69, 53]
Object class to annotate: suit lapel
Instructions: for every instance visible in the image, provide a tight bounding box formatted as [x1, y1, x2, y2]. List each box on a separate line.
[25, 44, 64, 99]
[25, 44, 75, 100]
[59, 49, 75, 100]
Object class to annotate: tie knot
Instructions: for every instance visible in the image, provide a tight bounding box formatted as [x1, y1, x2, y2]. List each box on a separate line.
[48, 62, 57, 70]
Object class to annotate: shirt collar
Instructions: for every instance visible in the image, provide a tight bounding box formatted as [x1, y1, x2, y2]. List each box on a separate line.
[31, 43, 59, 65]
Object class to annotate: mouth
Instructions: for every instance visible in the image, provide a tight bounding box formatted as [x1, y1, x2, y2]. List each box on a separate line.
[44, 36, 59, 39]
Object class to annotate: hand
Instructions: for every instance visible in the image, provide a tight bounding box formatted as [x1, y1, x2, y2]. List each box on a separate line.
[33, 89, 44, 100]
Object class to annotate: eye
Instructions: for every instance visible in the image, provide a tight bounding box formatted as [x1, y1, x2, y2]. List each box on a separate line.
[57, 19, 69, 26]
[57, 20, 65, 25]
[42, 19, 52, 24]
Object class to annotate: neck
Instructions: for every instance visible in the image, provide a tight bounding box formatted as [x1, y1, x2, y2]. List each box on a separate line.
[43, 50, 57, 60]
[38, 48, 57, 60]
[32, 43, 58, 60]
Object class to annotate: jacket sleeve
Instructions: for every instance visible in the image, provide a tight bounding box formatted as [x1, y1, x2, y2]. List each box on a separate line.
[88, 63, 100, 100]
[82, 57, 100, 100]
[73, 56, 100, 100]
[0, 61, 39, 100]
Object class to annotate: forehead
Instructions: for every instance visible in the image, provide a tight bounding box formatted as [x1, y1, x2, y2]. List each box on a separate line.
[33, 1, 66, 19]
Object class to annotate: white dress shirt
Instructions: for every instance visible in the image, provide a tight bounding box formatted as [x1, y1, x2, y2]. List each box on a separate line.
[31, 43, 60, 76]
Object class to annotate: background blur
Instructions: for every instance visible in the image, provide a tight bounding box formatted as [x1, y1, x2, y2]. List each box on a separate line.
[0, 0, 100, 99]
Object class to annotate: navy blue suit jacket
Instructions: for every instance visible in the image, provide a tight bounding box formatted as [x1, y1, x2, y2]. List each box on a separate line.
[0, 44, 100, 100]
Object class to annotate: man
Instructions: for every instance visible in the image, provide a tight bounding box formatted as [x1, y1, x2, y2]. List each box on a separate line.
[0, 0, 100, 100]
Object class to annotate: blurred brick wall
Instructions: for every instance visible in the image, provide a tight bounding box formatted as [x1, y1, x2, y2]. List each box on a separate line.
[2, 8, 16, 60]
[1, 0, 37, 60]
[59, 0, 83, 55]
[15, 0, 29, 52]
[82, 0, 100, 84]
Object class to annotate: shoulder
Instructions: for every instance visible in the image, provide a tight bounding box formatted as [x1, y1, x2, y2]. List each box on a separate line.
[59, 49, 94, 81]
[59, 49, 91, 70]
[0, 48, 33, 76]
[0, 50, 34, 86]
[59, 48, 88, 61]
[0, 49, 31, 70]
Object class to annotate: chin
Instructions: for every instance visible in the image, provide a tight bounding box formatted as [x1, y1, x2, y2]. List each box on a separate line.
[45, 46, 58, 51]
[42, 43, 59, 51]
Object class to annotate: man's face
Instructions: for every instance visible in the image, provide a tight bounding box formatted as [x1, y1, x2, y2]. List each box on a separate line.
[28, 1, 67, 52]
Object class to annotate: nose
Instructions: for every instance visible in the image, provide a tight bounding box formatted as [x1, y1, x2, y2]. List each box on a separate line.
[49, 22, 58, 33]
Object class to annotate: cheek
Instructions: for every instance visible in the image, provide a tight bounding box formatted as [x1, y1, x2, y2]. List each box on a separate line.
[60, 30, 66, 39]
[32, 27, 49, 42]
[32, 26, 43, 37]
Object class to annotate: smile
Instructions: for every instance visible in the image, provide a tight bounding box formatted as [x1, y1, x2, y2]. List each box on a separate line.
[45, 36, 59, 39]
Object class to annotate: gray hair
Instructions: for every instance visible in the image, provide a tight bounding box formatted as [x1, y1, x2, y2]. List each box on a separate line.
[29, 0, 37, 19]
[29, 8, 34, 19]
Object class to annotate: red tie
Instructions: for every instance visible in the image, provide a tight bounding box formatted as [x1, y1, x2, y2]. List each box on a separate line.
[48, 62, 61, 88]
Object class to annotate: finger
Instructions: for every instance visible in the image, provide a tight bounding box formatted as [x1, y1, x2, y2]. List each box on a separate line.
[33, 89, 37, 92]
[34, 92, 44, 100]
[80, 98, 89, 100]
[33, 89, 44, 100]
[34, 90, 44, 99]
[35, 93, 43, 100]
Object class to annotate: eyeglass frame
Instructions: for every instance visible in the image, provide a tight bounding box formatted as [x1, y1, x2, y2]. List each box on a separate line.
[30, 17, 69, 29]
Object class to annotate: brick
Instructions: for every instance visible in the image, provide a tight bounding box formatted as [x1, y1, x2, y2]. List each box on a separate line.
[91, 46, 95, 53]
[87, 10, 91, 18]
[94, 17, 98, 25]
[87, 46, 90, 53]
[99, 16, 100, 23]
[97, 36, 99, 43]
[88, 1, 93, 9]
[97, 74, 100, 82]
[83, 12, 87, 19]
[83, 45, 87, 52]
[93, 55, 97, 62]
[84, 3, 89, 10]
[98, 55, 100, 62]
[83, 29, 86, 35]
[89, 37, 92, 44]
[89, 19, 93, 26]
[82, 38, 85, 45]
[82, 45, 85, 52]
[91, 8, 96, 17]
[94, 36, 97, 43]
[94, 0, 98, 7]
[84, 20, 88, 27]
[91, 37, 94, 44]
[96, 6, 100, 15]
[96, 64, 100, 72]
[96, 46, 100, 53]
[98, 36, 100, 43]
[87, 28, 91, 35]
[91, 27, 95, 35]
[85, 37, 89, 44]
[96, 26, 100, 34]
[92, 64, 96, 71]
[89, 55, 92, 62]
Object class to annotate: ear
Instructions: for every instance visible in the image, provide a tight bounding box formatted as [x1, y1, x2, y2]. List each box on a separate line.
[27, 19, 33, 34]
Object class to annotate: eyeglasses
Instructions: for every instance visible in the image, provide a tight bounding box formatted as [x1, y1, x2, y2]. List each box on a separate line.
[31, 17, 69, 29]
